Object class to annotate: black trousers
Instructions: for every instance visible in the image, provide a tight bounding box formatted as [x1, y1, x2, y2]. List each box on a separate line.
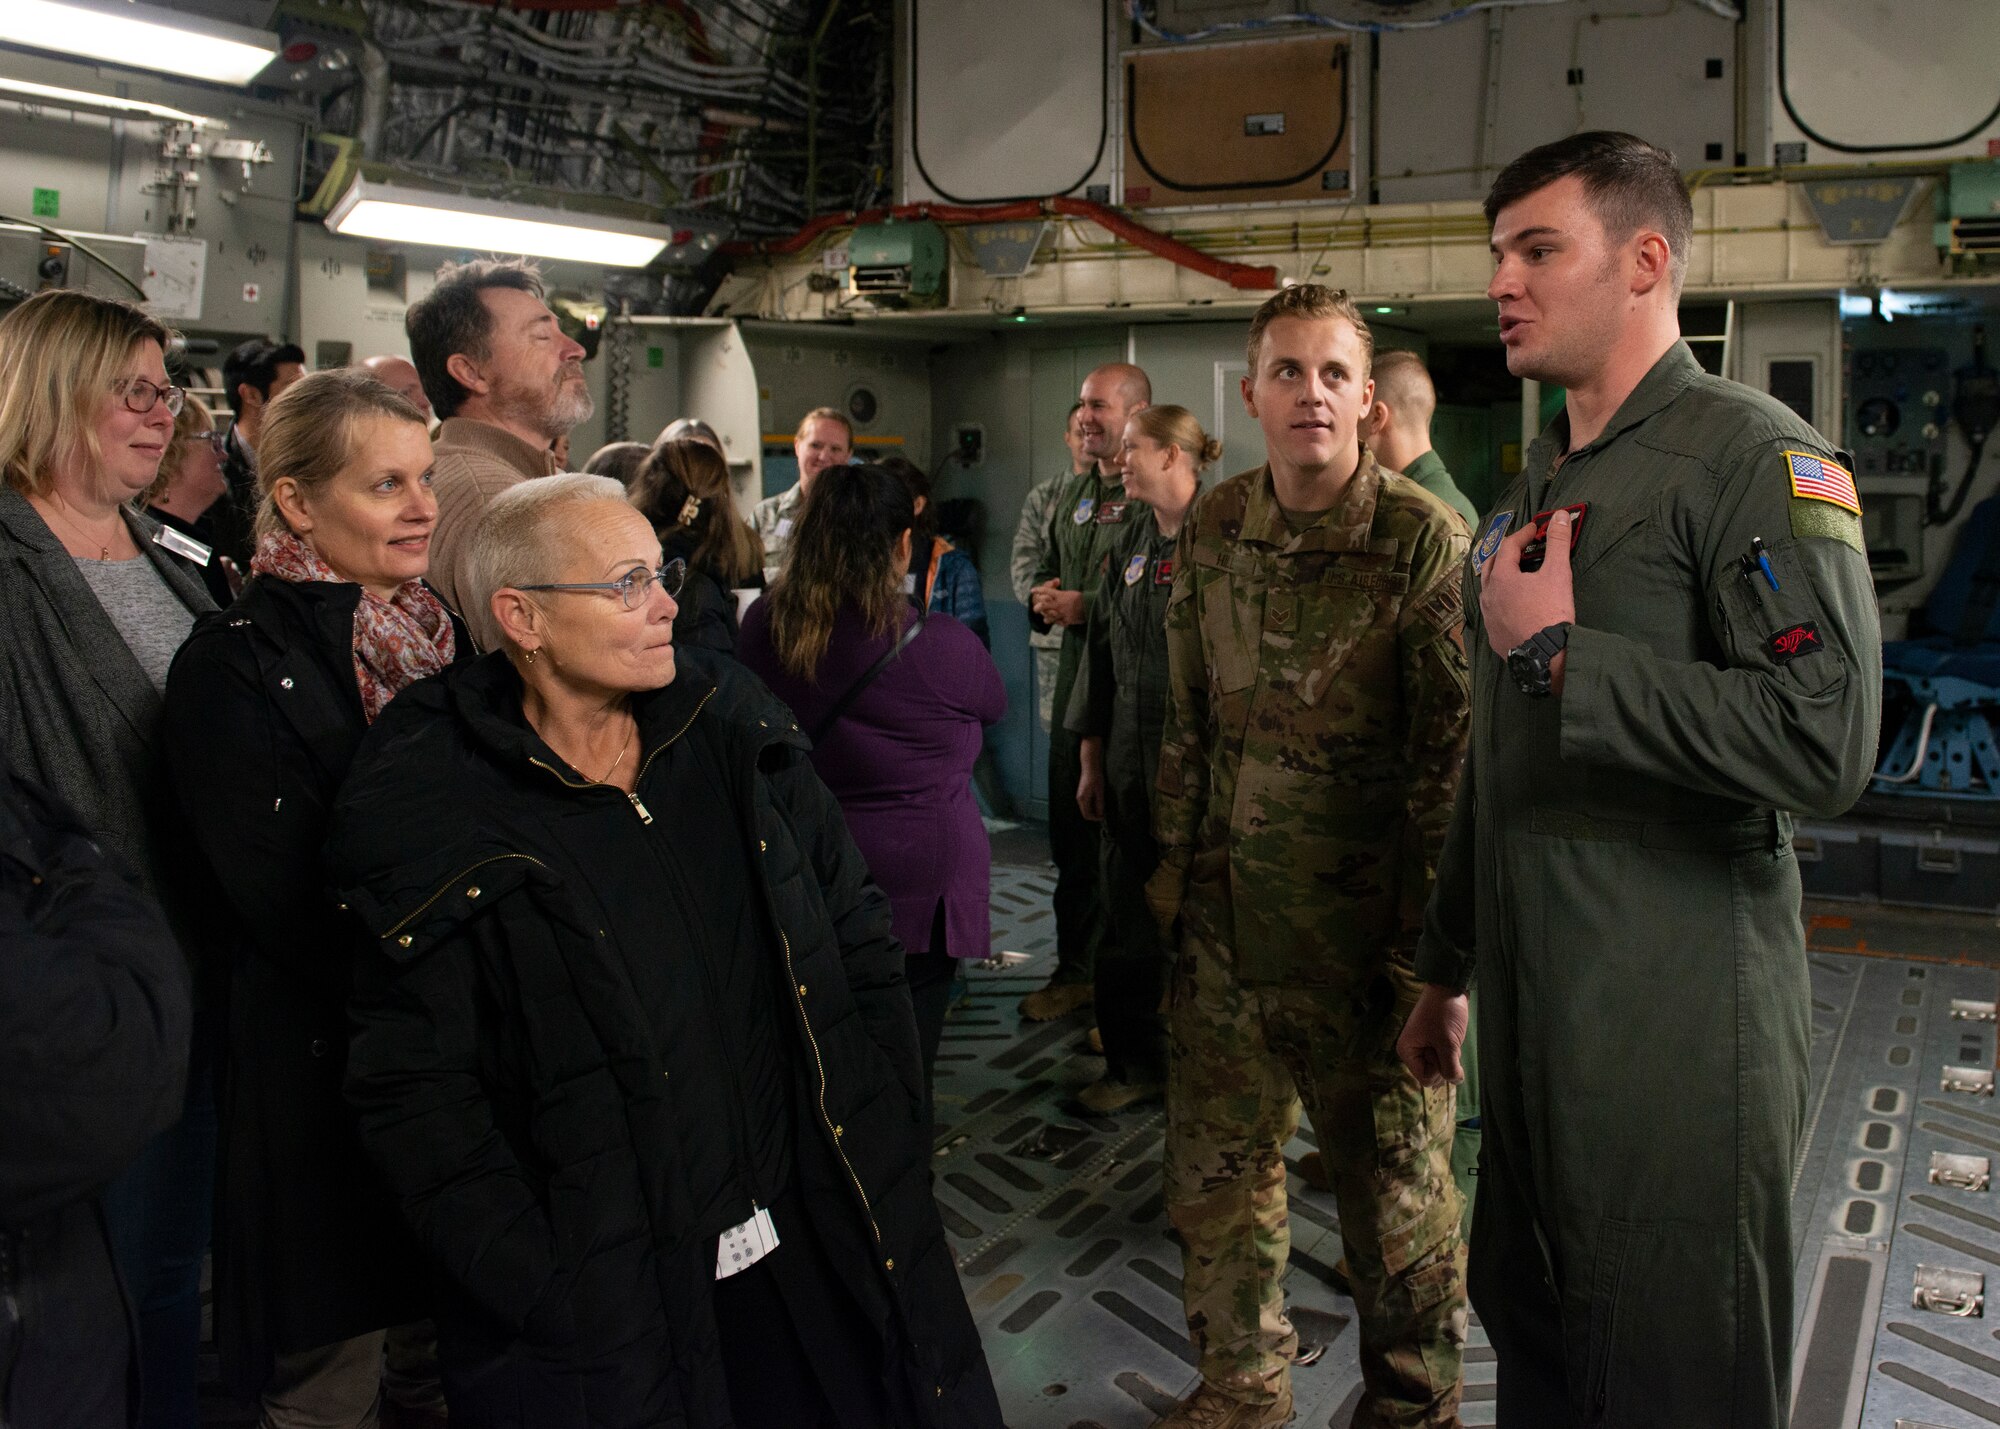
[905, 948, 957, 1134]
[1094, 782, 1169, 1082]
[713, 1188, 893, 1429]
[1046, 722, 1102, 986]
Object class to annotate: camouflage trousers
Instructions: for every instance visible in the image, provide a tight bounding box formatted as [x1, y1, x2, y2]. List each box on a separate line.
[1164, 932, 1468, 1428]
[1032, 644, 1061, 729]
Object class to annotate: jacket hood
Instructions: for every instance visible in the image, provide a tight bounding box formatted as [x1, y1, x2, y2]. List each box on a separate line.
[326, 645, 804, 953]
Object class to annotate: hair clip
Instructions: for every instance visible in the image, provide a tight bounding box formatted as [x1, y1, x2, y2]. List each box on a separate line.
[678, 495, 702, 525]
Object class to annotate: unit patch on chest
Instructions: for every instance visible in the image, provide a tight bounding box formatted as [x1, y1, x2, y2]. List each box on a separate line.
[1474, 511, 1514, 569]
[1073, 497, 1095, 525]
[1124, 553, 1148, 585]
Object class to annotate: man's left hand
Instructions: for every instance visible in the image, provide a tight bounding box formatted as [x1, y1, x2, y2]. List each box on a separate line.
[1038, 588, 1086, 627]
[1479, 508, 1577, 675]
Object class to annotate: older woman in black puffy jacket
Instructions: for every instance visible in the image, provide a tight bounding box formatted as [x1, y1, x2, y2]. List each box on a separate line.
[329, 472, 1002, 1429]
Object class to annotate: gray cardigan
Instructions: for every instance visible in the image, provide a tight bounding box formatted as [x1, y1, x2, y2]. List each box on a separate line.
[0, 487, 218, 966]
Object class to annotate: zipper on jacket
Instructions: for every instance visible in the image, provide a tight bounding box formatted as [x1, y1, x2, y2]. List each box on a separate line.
[776, 924, 883, 1249]
[528, 688, 715, 826]
[383, 853, 550, 942]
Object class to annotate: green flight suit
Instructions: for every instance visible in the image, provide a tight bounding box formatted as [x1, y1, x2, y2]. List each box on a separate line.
[1032, 467, 1143, 988]
[1399, 450, 1479, 530]
[1416, 342, 1882, 1429]
[1064, 513, 1179, 1082]
[1149, 456, 1472, 1426]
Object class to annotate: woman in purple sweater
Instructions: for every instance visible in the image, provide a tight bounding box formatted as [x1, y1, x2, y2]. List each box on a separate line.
[739, 464, 1004, 1118]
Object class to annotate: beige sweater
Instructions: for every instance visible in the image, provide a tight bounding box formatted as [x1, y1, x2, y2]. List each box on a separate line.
[428, 417, 557, 647]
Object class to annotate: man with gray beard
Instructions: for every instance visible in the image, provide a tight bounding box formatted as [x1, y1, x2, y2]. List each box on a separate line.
[408, 259, 593, 646]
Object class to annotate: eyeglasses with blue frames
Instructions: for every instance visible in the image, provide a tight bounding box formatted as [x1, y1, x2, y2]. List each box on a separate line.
[518, 558, 686, 611]
[114, 376, 185, 417]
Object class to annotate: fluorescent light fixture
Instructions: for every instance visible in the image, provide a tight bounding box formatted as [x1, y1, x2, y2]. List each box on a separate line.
[0, 0, 279, 87]
[327, 178, 673, 269]
[0, 76, 213, 126]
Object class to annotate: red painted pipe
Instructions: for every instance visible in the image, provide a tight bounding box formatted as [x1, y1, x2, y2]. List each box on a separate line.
[724, 197, 1281, 292]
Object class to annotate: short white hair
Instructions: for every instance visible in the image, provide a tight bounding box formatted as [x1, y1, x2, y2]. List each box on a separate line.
[464, 471, 630, 650]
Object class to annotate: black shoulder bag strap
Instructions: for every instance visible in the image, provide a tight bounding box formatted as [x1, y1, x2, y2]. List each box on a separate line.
[807, 610, 926, 743]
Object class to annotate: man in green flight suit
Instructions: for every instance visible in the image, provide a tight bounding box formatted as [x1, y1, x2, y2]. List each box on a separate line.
[1148, 286, 1471, 1429]
[1397, 132, 1881, 1429]
[1022, 363, 1151, 1022]
[1360, 349, 1479, 530]
[1067, 404, 1218, 1115]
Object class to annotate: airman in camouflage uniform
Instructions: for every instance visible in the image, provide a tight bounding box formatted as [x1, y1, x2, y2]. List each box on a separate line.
[1147, 288, 1469, 1429]
[1013, 471, 1074, 729]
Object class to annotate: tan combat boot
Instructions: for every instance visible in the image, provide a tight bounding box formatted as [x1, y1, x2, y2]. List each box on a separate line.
[1156, 1383, 1294, 1428]
[1073, 1076, 1163, 1115]
[1019, 979, 1094, 1021]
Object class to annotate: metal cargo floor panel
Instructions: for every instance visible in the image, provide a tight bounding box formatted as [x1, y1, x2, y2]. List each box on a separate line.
[959, 864, 2000, 1427]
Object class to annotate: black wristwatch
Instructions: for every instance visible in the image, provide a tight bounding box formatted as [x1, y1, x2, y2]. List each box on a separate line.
[1506, 622, 1571, 698]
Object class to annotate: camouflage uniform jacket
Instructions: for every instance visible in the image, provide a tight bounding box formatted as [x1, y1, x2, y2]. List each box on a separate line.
[1150, 454, 1471, 985]
[751, 482, 805, 582]
[1010, 473, 1070, 656]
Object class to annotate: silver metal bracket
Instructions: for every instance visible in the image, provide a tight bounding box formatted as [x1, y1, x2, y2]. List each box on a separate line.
[1941, 1066, 1996, 1095]
[1913, 1264, 1985, 1317]
[1952, 998, 1998, 1022]
[1930, 1152, 1993, 1191]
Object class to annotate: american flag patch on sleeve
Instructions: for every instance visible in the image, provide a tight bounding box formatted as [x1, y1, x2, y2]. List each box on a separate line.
[1785, 451, 1860, 514]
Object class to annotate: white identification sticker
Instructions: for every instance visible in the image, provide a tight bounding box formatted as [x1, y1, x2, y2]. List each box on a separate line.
[715, 1205, 780, 1280]
[902, 573, 917, 594]
[775, 518, 794, 539]
[153, 525, 213, 566]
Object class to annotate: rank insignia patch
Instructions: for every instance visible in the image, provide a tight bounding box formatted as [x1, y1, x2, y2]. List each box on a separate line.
[1768, 621, 1823, 664]
[1785, 451, 1860, 514]
[1474, 511, 1514, 569]
[1073, 497, 1095, 525]
[1124, 553, 1147, 585]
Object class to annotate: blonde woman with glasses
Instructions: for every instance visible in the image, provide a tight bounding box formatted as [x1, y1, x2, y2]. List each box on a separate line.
[0, 288, 218, 1428]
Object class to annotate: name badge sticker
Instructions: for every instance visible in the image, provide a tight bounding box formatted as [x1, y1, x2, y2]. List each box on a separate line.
[775, 517, 794, 539]
[153, 525, 213, 567]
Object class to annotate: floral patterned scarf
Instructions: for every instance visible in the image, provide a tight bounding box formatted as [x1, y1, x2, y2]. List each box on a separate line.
[251, 529, 456, 723]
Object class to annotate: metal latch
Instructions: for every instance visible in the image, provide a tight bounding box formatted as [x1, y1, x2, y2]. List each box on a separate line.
[1914, 1264, 1985, 1316]
[1917, 839, 1963, 875]
[1953, 998, 1999, 1022]
[1942, 1066, 1996, 1095]
[1930, 1152, 1993, 1191]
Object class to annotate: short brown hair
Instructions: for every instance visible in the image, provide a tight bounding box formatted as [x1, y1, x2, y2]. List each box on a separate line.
[405, 258, 545, 422]
[1245, 284, 1374, 376]
[0, 290, 175, 500]
[255, 369, 428, 543]
[1484, 131, 1692, 294]
[794, 405, 854, 444]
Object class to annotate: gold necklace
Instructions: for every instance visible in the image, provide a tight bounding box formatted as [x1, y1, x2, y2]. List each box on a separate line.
[43, 496, 122, 560]
[598, 718, 636, 784]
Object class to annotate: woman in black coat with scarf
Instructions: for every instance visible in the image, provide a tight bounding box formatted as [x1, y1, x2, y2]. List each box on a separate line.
[328, 472, 1003, 1429]
[165, 370, 457, 1425]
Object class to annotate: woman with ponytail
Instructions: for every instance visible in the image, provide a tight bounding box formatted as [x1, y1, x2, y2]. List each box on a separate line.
[1064, 403, 1219, 1115]
[630, 436, 763, 655]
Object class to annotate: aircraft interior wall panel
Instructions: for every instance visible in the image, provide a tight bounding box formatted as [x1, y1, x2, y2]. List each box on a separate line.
[899, 0, 1115, 205]
[744, 330, 934, 472]
[1764, 0, 2000, 164]
[1376, 4, 1735, 205]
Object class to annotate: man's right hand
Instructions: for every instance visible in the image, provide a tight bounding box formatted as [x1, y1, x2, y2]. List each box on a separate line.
[1397, 983, 1469, 1087]
[1077, 737, 1106, 822]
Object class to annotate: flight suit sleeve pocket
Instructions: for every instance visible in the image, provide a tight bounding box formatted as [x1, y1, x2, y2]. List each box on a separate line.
[1712, 537, 1847, 700]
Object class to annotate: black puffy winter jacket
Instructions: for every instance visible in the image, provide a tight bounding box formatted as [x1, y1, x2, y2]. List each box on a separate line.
[328, 648, 1002, 1429]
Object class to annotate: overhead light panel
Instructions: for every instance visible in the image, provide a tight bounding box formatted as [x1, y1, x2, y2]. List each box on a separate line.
[0, 0, 279, 87]
[327, 178, 673, 269]
[0, 76, 214, 126]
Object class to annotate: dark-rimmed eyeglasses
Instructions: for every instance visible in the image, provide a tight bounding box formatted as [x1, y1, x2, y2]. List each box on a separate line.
[195, 429, 229, 455]
[518, 558, 686, 611]
[115, 377, 185, 417]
